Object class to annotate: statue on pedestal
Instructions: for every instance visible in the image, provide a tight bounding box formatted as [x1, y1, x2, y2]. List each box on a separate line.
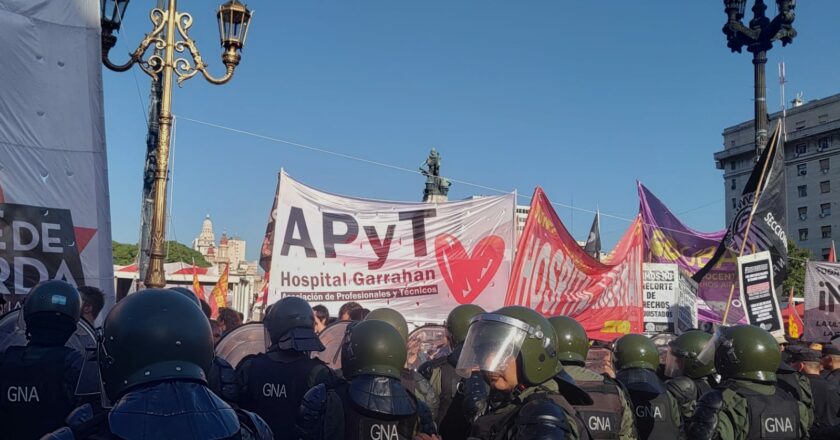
[420, 148, 451, 202]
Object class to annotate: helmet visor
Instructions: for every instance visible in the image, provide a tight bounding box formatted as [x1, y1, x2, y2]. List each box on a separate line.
[456, 314, 529, 378]
[664, 351, 685, 378]
[696, 329, 721, 369]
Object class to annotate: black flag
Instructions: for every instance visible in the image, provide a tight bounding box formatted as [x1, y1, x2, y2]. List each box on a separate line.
[583, 210, 601, 260]
[694, 122, 788, 286]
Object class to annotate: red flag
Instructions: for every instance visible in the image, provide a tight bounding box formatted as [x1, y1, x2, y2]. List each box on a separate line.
[192, 258, 202, 298]
[787, 287, 804, 339]
[505, 188, 644, 341]
[208, 264, 229, 319]
[829, 240, 836, 263]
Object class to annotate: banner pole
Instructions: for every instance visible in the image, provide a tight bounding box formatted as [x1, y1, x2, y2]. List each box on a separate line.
[721, 124, 780, 325]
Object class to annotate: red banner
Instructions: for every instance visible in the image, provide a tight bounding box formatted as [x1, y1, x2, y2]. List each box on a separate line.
[505, 188, 644, 341]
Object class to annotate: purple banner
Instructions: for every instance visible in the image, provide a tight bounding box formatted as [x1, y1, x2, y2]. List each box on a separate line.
[638, 183, 744, 324]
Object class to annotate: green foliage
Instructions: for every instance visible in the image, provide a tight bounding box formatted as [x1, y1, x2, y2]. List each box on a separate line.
[112, 241, 211, 267]
[112, 241, 138, 266]
[782, 239, 811, 298]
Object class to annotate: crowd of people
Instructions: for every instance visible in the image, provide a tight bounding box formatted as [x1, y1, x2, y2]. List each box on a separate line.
[2, 281, 840, 439]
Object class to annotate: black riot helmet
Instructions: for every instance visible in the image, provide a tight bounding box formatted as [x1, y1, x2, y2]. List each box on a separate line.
[23, 280, 82, 345]
[169, 287, 202, 308]
[265, 296, 325, 352]
[99, 289, 214, 402]
[24, 280, 82, 323]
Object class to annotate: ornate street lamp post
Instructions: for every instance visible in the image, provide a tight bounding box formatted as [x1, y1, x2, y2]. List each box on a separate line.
[722, 0, 796, 155]
[100, 0, 253, 288]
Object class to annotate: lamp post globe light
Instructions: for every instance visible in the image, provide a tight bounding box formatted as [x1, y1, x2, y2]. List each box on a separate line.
[100, 0, 253, 288]
[722, 0, 796, 156]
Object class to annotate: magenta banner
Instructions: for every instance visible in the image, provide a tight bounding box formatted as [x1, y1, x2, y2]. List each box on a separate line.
[638, 183, 744, 324]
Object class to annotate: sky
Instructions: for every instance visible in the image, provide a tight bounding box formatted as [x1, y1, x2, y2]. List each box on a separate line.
[103, 1, 840, 261]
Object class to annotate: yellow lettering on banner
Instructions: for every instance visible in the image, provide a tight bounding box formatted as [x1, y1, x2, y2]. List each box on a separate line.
[601, 320, 631, 334]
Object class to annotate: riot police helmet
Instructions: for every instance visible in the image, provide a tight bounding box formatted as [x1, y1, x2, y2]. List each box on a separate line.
[23, 280, 82, 323]
[341, 319, 406, 379]
[365, 307, 409, 343]
[99, 289, 214, 402]
[264, 296, 324, 352]
[665, 330, 714, 379]
[457, 306, 559, 386]
[613, 334, 659, 372]
[548, 315, 589, 366]
[707, 325, 780, 383]
[446, 304, 485, 347]
[23, 280, 82, 345]
[169, 287, 202, 308]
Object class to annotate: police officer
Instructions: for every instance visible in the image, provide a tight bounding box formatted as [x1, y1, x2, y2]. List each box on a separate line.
[777, 344, 815, 432]
[663, 330, 719, 419]
[170, 286, 239, 404]
[0, 280, 83, 439]
[43, 288, 272, 439]
[296, 319, 432, 439]
[686, 324, 810, 440]
[364, 307, 439, 435]
[613, 333, 681, 439]
[458, 306, 588, 439]
[418, 304, 489, 439]
[550, 316, 637, 440]
[236, 296, 333, 439]
[821, 344, 840, 385]
[787, 345, 840, 439]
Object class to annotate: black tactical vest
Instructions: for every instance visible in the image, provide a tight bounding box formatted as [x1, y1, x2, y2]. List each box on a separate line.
[731, 385, 800, 440]
[0, 345, 76, 439]
[626, 389, 679, 440]
[471, 389, 587, 440]
[335, 382, 419, 440]
[574, 379, 624, 440]
[238, 353, 324, 439]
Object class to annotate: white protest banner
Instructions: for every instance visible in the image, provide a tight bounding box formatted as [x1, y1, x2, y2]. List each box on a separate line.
[804, 261, 840, 342]
[643, 263, 679, 333]
[0, 1, 113, 313]
[267, 172, 516, 323]
[737, 251, 783, 337]
[676, 271, 699, 334]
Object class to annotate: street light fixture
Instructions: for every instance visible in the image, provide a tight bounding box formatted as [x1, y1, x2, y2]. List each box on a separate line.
[722, 0, 796, 155]
[100, 0, 253, 288]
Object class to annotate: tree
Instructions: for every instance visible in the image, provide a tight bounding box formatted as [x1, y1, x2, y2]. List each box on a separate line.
[112, 241, 211, 267]
[782, 239, 811, 298]
[112, 241, 138, 266]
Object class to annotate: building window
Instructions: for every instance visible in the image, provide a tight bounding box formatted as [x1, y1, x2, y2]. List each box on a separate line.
[730, 178, 736, 190]
[821, 158, 830, 173]
[824, 248, 832, 260]
[822, 203, 832, 217]
[731, 198, 736, 209]
[730, 160, 736, 171]
[797, 163, 807, 176]
[800, 228, 809, 241]
[799, 185, 808, 197]
[822, 180, 831, 194]
[799, 206, 808, 220]
[796, 144, 807, 156]
[823, 225, 833, 239]
[819, 137, 830, 151]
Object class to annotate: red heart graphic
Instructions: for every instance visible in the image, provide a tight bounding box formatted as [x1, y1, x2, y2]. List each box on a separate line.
[435, 234, 505, 304]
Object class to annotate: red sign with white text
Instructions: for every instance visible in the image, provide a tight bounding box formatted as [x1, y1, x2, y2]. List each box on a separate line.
[505, 188, 644, 341]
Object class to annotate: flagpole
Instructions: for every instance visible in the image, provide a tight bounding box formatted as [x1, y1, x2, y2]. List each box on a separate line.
[721, 123, 781, 325]
[787, 285, 796, 338]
